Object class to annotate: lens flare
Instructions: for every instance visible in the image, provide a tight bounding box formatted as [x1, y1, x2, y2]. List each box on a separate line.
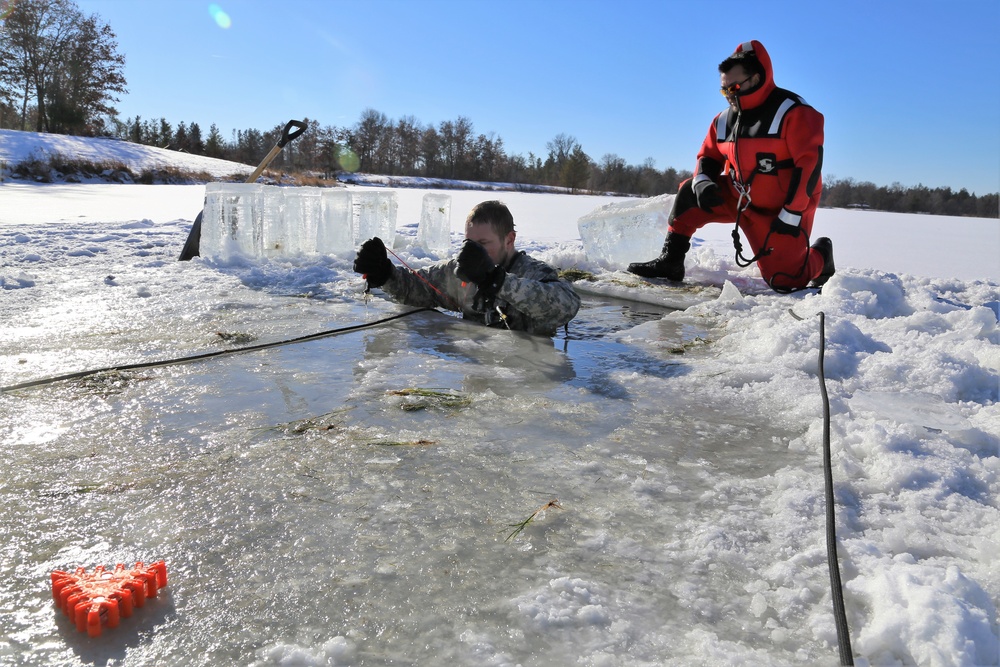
[208, 3, 232, 29]
[336, 146, 360, 173]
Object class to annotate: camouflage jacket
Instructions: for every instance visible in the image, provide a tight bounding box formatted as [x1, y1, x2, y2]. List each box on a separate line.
[381, 251, 580, 336]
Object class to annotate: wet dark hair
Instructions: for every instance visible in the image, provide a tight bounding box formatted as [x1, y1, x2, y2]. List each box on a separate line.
[466, 200, 515, 237]
[719, 51, 764, 79]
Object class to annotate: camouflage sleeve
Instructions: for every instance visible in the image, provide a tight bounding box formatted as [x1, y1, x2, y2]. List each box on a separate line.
[381, 260, 468, 311]
[496, 254, 581, 332]
[380, 253, 580, 335]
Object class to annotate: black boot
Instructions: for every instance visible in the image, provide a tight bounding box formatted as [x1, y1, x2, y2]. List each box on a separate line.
[627, 232, 691, 281]
[810, 237, 835, 288]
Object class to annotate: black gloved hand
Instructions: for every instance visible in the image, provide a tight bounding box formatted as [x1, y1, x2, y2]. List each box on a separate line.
[693, 178, 724, 211]
[770, 216, 802, 238]
[353, 237, 394, 288]
[455, 239, 506, 298]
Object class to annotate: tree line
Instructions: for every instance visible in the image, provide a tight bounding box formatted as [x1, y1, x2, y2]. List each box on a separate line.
[0, 0, 125, 136]
[105, 111, 1000, 217]
[106, 112, 692, 197]
[2, 0, 996, 216]
[822, 177, 997, 218]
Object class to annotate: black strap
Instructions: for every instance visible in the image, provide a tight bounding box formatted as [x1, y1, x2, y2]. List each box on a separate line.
[729, 153, 800, 272]
[727, 111, 808, 280]
[732, 223, 773, 268]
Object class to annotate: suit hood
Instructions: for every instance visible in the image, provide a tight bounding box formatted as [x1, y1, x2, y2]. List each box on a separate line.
[731, 40, 775, 110]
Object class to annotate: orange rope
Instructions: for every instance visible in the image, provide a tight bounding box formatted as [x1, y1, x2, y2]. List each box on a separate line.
[384, 247, 466, 311]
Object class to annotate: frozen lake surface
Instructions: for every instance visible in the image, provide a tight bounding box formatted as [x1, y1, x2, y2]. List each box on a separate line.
[1, 183, 997, 666]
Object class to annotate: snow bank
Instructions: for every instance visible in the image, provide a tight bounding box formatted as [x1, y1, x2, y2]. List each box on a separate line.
[0, 128, 253, 179]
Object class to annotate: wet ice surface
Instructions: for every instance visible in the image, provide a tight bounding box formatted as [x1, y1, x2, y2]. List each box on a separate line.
[2, 206, 997, 667]
[0, 220, 822, 667]
[2, 318, 812, 666]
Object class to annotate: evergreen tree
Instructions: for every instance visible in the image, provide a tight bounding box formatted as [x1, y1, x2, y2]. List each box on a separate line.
[158, 118, 172, 147]
[174, 121, 188, 152]
[560, 145, 591, 191]
[544, 134, 579, 186]
[188, 122, 204, 155]
[128, 115, 142, 143]
[233, 127, 265, 165]
[205, 123, 225, 158]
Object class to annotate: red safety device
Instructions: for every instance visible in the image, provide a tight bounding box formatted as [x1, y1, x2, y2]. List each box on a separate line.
[51, 561, 167, 637]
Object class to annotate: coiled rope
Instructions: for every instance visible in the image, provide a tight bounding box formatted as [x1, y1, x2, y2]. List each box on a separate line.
[790, 308, 854, 665]
[1, 307, 435, 394]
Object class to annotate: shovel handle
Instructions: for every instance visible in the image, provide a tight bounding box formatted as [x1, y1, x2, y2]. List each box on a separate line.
[180, 118, 309, 260]
[278, 120, 307, 148]
[243, 119, 308, 183]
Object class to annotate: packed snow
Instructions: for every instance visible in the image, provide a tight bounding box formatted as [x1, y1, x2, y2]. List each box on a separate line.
[0, 133, 998, 667]
[0, 128, 253, 181]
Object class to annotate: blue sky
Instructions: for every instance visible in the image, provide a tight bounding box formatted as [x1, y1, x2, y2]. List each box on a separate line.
[75, 0, 1000, 195]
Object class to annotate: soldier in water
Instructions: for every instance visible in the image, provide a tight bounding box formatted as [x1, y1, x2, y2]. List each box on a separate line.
[353, 200, 580, 336]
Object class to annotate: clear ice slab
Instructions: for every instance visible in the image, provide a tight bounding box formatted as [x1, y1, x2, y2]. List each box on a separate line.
[200, 184, 400, 261]
[577, 193, 674, 269]
[417, 193, 452, 253]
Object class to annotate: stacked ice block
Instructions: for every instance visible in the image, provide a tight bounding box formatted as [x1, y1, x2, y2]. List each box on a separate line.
[417, 193, 452, 252]
[200, 184, 452, 262]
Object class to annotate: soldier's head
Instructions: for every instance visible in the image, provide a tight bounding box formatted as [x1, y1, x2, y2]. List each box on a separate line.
[718, 50, 763, 109]
[465, 200, 516, 266]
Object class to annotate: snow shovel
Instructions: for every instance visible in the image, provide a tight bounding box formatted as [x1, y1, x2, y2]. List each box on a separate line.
[178, 119, 307, 261]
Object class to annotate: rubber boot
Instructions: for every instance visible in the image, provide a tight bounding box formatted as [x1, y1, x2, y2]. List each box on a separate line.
[810, 237, 835, 288]
[627, 232, 691, 281]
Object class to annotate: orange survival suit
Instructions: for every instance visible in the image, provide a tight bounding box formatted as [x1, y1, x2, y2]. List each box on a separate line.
[657, 40, 828, 291]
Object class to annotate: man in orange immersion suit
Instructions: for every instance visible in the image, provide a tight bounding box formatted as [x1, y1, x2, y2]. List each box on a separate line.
[629, 40, 835, 292]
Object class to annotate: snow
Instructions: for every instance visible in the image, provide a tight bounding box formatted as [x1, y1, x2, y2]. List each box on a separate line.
[0, 128, 253, 180]
[0, 132, 998, 666]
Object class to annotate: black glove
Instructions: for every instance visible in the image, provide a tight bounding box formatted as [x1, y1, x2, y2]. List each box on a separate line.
[353, 237, 394, 288]
[770, 216, 802, 238]
[693, 178, 724, 211]
[455, 240, 506, 298]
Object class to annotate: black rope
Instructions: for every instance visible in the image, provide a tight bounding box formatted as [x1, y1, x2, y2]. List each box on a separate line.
[791, 308, 854, 665]
[764, 227, 817, 294]
[734, 223, 814, 294]
[726, 110, 813, 293]
[1, 308, 436, 394]
[729, 113, 773, 270]
[732, 220, 772, 267]
[818, 312, 855, 665]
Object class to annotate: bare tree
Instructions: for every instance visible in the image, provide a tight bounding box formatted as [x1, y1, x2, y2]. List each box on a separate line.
[473, 132, 505, 181]
[0, 0, 76, 130]
[377, 118, 397, 174]
[439, 116, 473, 179]
[395, 115, 422, 174]
[46, 13, 126, 134]
[419, 125, 441, 177]
[354, 108, 389, 173]
[544, 133, 580, 185]
[0, 0, 126, 134]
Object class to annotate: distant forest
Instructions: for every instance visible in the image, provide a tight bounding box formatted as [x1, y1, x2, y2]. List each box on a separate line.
[107, 111, 1000, 218]
[107, 112, 693, 197]
[1, 0, 996, 217]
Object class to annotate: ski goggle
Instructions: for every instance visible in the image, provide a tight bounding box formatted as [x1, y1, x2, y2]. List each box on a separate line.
[720, 76, 754, 97]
